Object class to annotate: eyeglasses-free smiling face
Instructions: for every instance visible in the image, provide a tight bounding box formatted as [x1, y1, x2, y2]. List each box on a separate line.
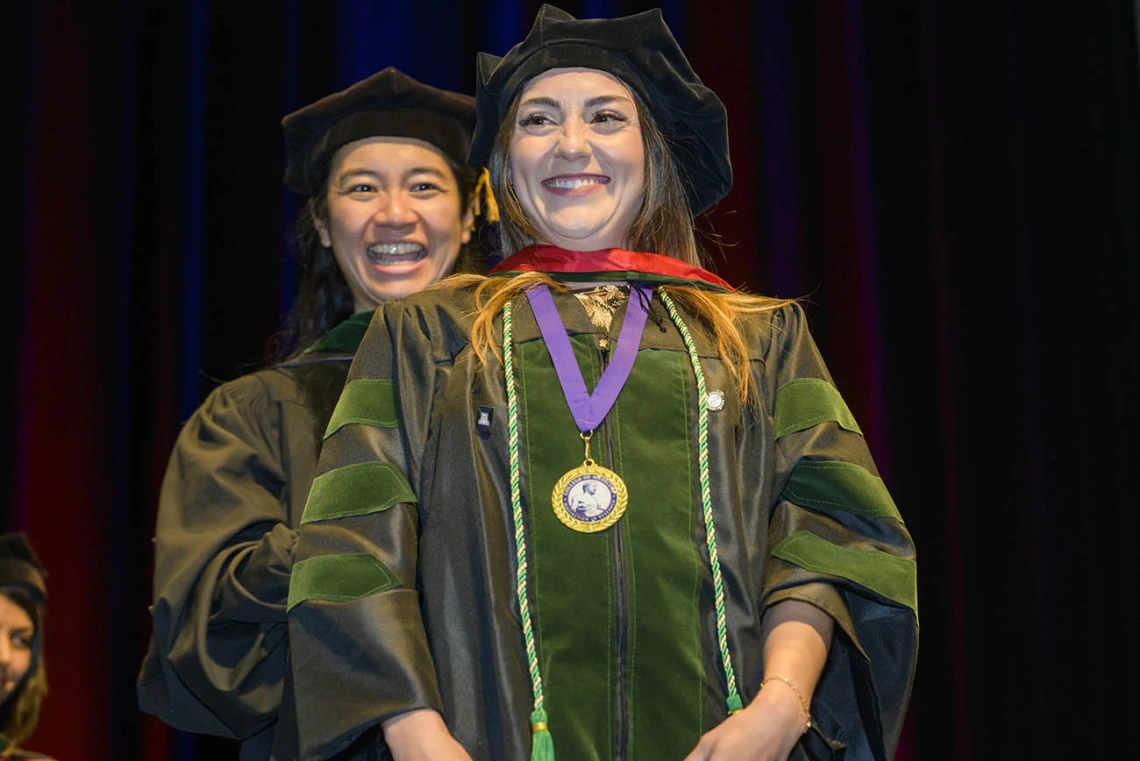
[509, 68, 646, 251]
[0, 592, 33, 706]
[316, 136, 473, 311]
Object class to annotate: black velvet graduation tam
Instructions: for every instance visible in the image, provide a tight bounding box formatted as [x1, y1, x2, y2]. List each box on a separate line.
[0, 532, 47, 602]
[283, 67, 476, 196]
[469, 5, 731, 214]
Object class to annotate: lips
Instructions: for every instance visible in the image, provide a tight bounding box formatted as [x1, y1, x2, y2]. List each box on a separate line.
[542, 174, 610, 195]
[367, 241, 427, 265]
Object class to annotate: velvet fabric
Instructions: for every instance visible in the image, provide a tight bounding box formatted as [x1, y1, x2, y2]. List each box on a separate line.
[517, 326, 708, 760]
[287, 280, 917, 761]
[493, 245, 735, 290]
[282, 67, 476, 195]
[138, 319, 367, 761]
[0, 534, 47, 602]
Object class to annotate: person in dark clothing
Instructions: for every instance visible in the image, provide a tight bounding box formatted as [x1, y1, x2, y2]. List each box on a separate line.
[287, 7, 917, 761]
[1, 533, 53, 761]
[137, 67, 490, 761]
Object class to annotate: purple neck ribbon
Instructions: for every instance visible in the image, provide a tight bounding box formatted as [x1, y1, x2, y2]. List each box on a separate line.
[525, 284, 652, 434]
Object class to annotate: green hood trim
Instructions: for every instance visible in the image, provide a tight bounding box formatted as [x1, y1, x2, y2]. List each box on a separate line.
[774, 378, 862, 439]
[492, 269, 732, 292]
[517, 335, 616, 760]
[517, 328, 705, 760]
[303, 310, 376, 354]
[287, 553, 399, 611]
[325, 379, 400, 438]
[301, 461, 416, 525]
[611, 346, 707, 758]
[782, 460, 901, 521]
[772, 531, 918, 614]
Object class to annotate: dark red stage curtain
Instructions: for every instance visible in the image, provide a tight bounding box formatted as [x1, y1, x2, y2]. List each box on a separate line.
[8, 1, 1139, 760]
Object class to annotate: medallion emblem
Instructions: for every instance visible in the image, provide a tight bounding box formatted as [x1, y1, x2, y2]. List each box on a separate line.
[552, 464, 628, 533]
[526, 284, 651, 536]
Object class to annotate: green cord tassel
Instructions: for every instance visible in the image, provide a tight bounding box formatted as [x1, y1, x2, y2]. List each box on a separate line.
[530, 709, 555, 761]
[507, 299, 554, 761]
[660, 289, 747, 724]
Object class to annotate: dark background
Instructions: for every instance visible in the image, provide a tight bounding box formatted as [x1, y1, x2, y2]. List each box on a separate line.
[6, 1, 1139, 759]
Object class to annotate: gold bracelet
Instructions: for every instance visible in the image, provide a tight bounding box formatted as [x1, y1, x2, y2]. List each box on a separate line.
[760, 675, 812, 732]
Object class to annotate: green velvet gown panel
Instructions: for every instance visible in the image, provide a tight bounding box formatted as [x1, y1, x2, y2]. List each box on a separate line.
[139, 314, 370, 761]
[288, 285, 917, 761]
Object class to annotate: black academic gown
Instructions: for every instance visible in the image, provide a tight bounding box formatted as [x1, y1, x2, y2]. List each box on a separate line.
[288, 279, 918, 761]
[138, 314, 370, 761]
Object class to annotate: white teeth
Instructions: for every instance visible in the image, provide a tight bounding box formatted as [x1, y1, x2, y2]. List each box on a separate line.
[545, 177, 606, 189]
[367, 242, 427, 266]
[368, 242, 425, 256]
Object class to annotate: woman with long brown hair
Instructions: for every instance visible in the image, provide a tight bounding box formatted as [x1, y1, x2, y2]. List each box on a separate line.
[288, 8, 918, 761]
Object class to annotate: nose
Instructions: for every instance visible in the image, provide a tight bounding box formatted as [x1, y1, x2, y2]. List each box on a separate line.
[554, 119, 590, 162]
[373, 191, 416, 229]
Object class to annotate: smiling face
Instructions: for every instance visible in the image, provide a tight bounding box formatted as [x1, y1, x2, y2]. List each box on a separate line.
[0, 592, 34, 706]
[315, 136, 473, 310]
[509, 68, 646, 251]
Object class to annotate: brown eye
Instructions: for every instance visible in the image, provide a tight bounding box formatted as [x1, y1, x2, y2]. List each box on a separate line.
[519, 113, 554, 127]
[592, 110, 626, 124]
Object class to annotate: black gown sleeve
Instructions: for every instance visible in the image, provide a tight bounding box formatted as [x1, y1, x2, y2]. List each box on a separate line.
[287, 304, 442, 761]
[760, 304, 918, 761]
[139, 374, 297, 741]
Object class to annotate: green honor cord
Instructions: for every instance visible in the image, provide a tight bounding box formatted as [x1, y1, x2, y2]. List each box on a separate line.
[503, 299, 555, 761]
[501, 289, 742, 761]
[658, 289, 743, 714]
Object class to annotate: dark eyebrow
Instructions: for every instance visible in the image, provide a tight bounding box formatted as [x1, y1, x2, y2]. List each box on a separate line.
[519, 94, 633, 110]
[520, 96, 560, 110]
[335, 167, 449, 183]
[404, 166, 448, 181]
[335, 168, 380, 184]
[584, 95, 632, 108]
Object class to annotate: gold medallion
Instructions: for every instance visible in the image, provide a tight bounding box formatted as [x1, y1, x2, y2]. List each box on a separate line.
[552, 462, 628, 533]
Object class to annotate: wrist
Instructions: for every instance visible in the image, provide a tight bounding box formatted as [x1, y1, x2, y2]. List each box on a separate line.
[382, 708, 447, 746]
[757, 675, 812, 734]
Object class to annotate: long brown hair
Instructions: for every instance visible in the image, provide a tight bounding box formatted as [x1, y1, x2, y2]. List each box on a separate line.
[440, 81, 794, 403]
[0, 587, 47, 752]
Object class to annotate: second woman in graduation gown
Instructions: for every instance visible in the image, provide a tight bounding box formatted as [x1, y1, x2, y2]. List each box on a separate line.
[138, 68, 488, 761]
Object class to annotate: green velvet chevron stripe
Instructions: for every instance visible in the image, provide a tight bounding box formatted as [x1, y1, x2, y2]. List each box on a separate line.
[782, 460, 901, 521]
[772, 531, 917, 613]
[301, 461, 415, 524]
[774, 378, 862, 439]
[286, 553, 399, 611]
[324, 379, 399, 438]
[303, 310, 374, 354]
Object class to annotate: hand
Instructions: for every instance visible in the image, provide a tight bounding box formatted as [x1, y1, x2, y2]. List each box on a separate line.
[681, 685, 807, 761]
[382, 708, 474, 761]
